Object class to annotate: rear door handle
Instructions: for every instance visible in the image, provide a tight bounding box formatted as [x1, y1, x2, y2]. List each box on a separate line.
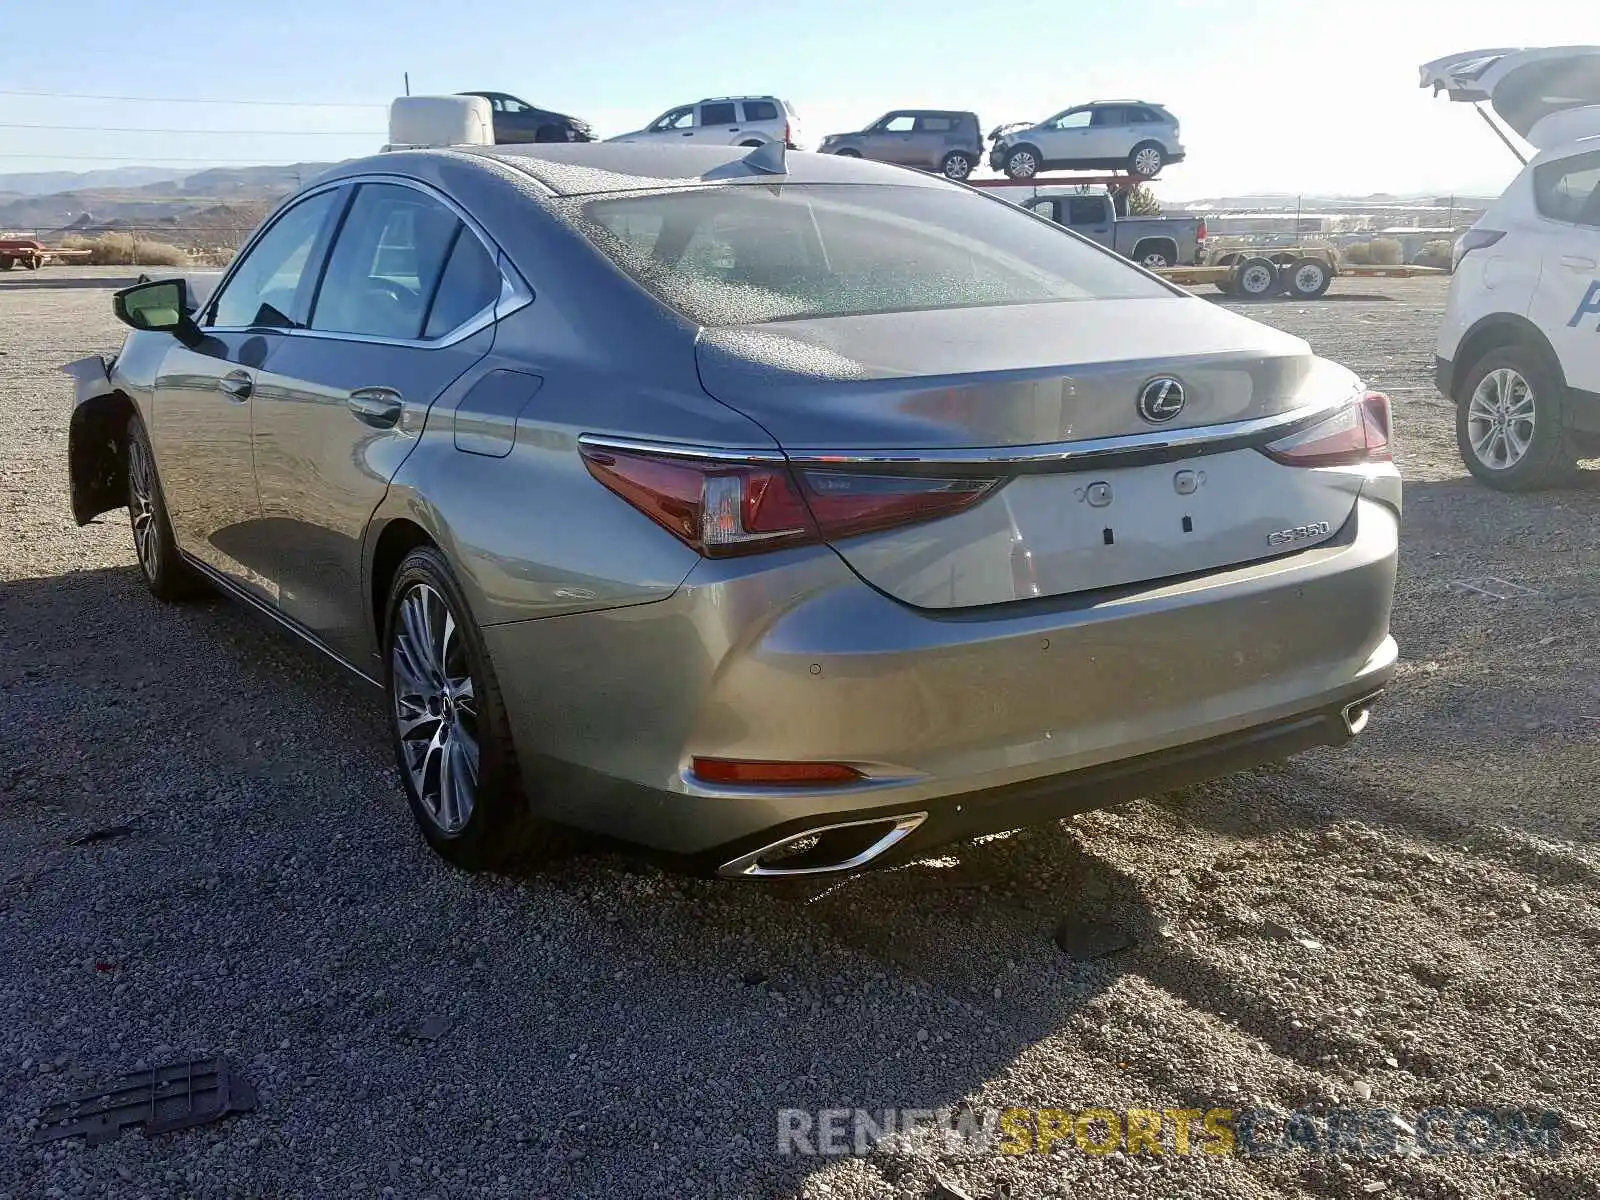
[218, 369, 252, 401]
[1561, 255, 1597, 271]
[347, 387, 403, 428]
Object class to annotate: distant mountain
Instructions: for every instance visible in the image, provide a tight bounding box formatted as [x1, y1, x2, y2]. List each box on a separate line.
[0, 163, 341, 240]
[0, 166, 192, 196]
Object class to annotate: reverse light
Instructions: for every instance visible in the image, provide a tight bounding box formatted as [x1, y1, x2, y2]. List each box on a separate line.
[1262, 392, 1392, 468]
[691, 758, 864, 787]
[1453, 227, 1505, 271]
[580, 444, 999, 557]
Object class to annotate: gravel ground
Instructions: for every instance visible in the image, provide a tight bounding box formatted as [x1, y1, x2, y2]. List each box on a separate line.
[3, 268, 1599, 1200]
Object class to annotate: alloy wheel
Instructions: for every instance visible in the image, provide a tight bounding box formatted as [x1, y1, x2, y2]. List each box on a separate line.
[1133, 146, 1163, 176]
[1006, 150, 1038, 178]
[1141, 251, 1171, 269]
[1467, 367, 1536, 470]
[391, 582, 481, 835]
[943, 154, 971, 179]
[127, 437, 159, 578]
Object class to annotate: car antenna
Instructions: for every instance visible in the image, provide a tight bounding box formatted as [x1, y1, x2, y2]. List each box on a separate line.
[741, 140, 786, 175]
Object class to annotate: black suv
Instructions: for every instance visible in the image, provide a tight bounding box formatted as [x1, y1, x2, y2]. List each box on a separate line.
[457, 92, 595, 144]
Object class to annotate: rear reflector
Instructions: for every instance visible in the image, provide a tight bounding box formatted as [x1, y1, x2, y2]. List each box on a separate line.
[580, 444, 998, 557]
[691, 758, 864, 787]
[1261, 392, 1391, 468]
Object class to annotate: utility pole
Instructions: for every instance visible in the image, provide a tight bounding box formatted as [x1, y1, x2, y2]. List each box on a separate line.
[404, 72, 411, 97]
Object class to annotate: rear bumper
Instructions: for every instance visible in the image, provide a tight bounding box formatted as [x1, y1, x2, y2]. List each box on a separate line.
[483, 495, 1399, 868]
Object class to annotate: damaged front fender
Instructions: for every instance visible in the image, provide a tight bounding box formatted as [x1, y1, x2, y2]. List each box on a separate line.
[62, 353, 135, 526]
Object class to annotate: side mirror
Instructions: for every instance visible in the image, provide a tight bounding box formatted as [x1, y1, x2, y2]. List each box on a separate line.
[112, 278, 202, 346]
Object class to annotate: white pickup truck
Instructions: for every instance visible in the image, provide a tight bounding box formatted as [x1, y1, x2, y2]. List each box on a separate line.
[1006, 187, 1206, 269]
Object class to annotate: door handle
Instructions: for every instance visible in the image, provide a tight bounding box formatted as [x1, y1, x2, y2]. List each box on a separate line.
[218, 370, 252, 401]
[347, 387, 403, 429]
[1561, 255, 1598, 271]
[729, 127, 740, 132]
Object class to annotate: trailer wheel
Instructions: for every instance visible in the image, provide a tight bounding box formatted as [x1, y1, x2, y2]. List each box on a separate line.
[25, 254, 43, 270]
[1215, 277, 1237, 296]
[1233, 257, 1279, 300]
[0, 258, 13, 272]
[1284, 257, 1333, 299]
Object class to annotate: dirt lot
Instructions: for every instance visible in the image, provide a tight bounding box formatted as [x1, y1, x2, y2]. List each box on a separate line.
[2, 268, 1599, 1200]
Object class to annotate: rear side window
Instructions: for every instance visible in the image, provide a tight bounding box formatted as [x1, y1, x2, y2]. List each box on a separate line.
[311, 183, 459, 339]
[699, 102, 737, 127]
[423, 232, 501, 339]
[1128, 107, 1162, 124]
[210, 190, 338, 328]
[1090, 107, 1126, 127]
[916, 114, 955, 132]
[741, 100, 779, 122]
[570, 183, 1172, 326]
[1533, 150, 1600, 227]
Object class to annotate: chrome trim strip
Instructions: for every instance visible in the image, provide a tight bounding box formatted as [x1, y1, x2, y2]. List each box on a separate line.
[579, 398, 1347, 472]
[179, 552, 383, 689]
[779, 398, 1349, 468]
[718, 813, 928, 878]
[200, 172, 532, 351]
[576, 433, 787, 464]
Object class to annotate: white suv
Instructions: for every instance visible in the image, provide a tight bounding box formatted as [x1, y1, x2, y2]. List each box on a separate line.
[606, 96, 802, 150]
[1425, 47, 1600, 489]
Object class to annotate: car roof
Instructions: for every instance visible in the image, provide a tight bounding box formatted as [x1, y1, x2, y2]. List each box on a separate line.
[698, 95, 781, 103]
[367, 142, 955, 198]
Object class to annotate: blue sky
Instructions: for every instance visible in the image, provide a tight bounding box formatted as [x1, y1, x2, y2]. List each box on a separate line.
[0, 0, 1594, 198]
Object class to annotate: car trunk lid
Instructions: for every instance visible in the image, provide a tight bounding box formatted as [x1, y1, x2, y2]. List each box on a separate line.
[1421, 46, 1600, 148]
[694, 299, 1366, 609]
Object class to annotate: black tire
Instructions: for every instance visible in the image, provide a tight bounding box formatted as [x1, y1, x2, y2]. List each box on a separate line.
[1232, 256, 1280, 300]
[1134, 242, 1175, 270]
[940, 151, 975, 180]
[24, 255, 43, 270]
[738, 139, 764, 148]
[1284, 256, 1333, 299]
[533, 124, 565, 144]
[1129, 141, 1166, 178]
[834, 148, 862, 158]
[1003, 145, 1041, 180]
[1454, 345, 1582, 491]
[1214, 277, 1237, 296]
[383, 546, 565, 872]
[125, 413, 205, 601]
[0, 259, 13, 271]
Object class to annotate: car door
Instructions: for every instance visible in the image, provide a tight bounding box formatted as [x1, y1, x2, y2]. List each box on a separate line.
[909, 113, 955, 169]
[867, 113, 918, 163]
[1034, 108, 1093, 165]
[1064, 193, 1114, 246]
[1526, 148, 1600, 395]
[153, 187, 343, 603]
[249, 180, 509, 665]
[1085, 105, 1128, 162]
[695, 101, 740, 145]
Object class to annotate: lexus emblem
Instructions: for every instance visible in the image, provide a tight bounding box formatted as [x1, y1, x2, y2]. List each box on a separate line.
[1137, 377, 1186, 424]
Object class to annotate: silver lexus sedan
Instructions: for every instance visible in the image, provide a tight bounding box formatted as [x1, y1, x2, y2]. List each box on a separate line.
[64, 143, 1400, 878]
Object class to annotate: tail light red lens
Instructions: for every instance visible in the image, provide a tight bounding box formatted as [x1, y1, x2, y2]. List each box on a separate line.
[580, 445, 998, 557]
[1262, 392, 1392, 468]
[691, 757, 863, 787]
[1197, 218, 1208, 242]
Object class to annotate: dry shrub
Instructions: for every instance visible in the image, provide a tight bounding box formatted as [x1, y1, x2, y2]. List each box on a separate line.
[1367, 238, 1404, 265]
[60, 232, 189, 267]
[1415, 239, 1454, 269]
[1342, 241, 1373, 265]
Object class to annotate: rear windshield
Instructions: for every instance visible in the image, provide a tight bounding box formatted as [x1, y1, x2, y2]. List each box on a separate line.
[566, 183, 1172, 326]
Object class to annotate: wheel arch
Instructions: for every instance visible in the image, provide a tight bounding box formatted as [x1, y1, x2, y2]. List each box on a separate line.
[64, 356, 138, 526]
[367, 515, 442, 653]
[1451, 314, 1566, 404]
[1132, 237, 1179, 265]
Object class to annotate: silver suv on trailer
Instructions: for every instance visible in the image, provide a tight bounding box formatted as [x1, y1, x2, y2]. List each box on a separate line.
[819, 111, 985, 180]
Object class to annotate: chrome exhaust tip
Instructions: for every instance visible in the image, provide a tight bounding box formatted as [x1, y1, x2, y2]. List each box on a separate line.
[718, 813, 927, 878]
[1340, 691, 1383, 737]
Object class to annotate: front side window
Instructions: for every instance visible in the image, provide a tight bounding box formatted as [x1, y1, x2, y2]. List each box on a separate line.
[209, 189, 339, 329]
[1049, 110, 1092, 130]
[699, 102, 737, 127]
[881, 115, 916, 133]
[651, 107, 694, 132]
[311, 183, 460, 339]
[1067, 196, 1108, 224]
[571, 182, 1172, 326]
[1533, 150, 1600, 227]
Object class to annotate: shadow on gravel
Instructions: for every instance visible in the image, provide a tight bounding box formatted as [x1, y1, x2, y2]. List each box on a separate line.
[1204, 292, 1399, 305]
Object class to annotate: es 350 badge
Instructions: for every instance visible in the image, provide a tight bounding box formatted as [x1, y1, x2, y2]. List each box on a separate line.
[1268, 521, 1332, 547]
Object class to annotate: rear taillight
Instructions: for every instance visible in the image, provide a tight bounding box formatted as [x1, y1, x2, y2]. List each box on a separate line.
[1453, 227, 1505, 270]
[1197, 218, 1208, 242]
[580, 445, 998, 557]
[1261, 392, 1391, 468]
[784, 119, 791, 145]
